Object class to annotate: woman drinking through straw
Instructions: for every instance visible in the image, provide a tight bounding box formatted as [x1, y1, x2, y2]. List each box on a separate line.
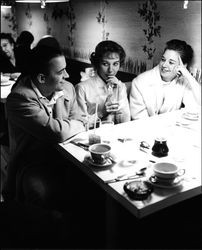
[75, 40, 130, 127]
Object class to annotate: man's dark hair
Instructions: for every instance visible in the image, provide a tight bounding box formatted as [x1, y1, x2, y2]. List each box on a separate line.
[90, 40, 126, 69]
[29, 45, 64, 76]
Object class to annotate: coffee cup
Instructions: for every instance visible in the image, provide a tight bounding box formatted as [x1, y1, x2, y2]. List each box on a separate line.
[153, 162, 185, 183]
[89, 143, 111, 165]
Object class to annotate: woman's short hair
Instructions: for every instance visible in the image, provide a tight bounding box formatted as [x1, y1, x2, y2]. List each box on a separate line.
[0, 33, 15, 45]
[164, 39, 194, 67]
[90, 40, 126, 69]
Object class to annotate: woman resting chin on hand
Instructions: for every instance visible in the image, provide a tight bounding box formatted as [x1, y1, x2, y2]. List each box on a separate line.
[130, 39, 201, 120]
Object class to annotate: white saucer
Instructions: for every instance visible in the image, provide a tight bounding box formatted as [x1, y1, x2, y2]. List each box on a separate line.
[1, 81, 12, 86]
[148, 175, 183, 189]
[85, 156, 112, 168]
[182, 113, 199, 121]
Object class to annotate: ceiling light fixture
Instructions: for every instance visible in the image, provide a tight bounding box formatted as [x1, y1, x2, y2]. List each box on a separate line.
[15, 0, 69, 3]
[15, 0, 69, 9]
[183, 0, 189, 9]
[1, 0, 15, 8]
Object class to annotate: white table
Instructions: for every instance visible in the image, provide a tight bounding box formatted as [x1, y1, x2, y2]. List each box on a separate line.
[57, 109, 201, 219]
[0, 81, 15, 103]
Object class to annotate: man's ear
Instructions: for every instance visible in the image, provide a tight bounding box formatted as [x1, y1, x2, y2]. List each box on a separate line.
[37, 74, 46, 83]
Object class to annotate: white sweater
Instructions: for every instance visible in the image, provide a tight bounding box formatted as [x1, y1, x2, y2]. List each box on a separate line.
[130, 65, 198, 120]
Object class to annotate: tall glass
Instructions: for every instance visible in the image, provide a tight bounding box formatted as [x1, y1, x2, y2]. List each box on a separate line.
[106, 83, 119, 121]
[88, 117, 102, 145]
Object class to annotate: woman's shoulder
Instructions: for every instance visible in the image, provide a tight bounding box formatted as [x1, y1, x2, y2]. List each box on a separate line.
[76, 76, 96, 89]
[132, 66, 159, 85]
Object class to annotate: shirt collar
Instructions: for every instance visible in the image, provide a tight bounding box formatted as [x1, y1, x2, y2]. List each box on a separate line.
[31, 81, 64, 104]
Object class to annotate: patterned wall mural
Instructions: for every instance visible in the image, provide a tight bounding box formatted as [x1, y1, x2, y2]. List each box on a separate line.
[1, 0, 201, 81]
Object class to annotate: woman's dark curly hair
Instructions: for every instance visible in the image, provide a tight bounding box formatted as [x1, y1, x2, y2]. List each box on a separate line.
[0, 33, 15, 45]
[90, 40, 126, 69]
[164, 39, 194, 68]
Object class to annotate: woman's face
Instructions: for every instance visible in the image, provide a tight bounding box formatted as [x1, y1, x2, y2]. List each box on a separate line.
[1, 38, 14, 59]
[159, 49, 181, 82]
[97, 52, 120, 81]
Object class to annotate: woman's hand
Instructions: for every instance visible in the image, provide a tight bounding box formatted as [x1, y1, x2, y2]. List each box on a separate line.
[175, 55, 191, 79]
[106, 76, 121, 88]
[176, 55, 201, 106]
[105, 95, 120, 113]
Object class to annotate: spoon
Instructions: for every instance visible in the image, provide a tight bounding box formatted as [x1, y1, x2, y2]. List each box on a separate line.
[104, 167, 147, 184]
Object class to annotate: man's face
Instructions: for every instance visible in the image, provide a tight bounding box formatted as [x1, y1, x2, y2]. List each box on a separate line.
[1, 38, 14, 59]
[45, 55, 69, 92]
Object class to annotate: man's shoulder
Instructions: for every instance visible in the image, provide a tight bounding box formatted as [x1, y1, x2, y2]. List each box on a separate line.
[62, 80, 76, 98]
[63, 79, 74, 90]
[10, 76, 34, 96]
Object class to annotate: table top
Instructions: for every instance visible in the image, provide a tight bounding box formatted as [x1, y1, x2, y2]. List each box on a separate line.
[1, 80, 15, 103]
[58, 109, 201, 218]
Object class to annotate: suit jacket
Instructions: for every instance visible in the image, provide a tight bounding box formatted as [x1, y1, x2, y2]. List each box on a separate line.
[4, 76, 85, 200]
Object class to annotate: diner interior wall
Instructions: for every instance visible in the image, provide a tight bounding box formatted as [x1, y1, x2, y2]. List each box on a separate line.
[1, 0, 201, 75]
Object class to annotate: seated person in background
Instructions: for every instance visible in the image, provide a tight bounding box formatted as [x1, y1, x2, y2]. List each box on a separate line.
[3, 44, 87, 211]
[0, 33, 20, 144]
[75, 40, 130, 125]
[15, 30, 34, 73]
[0, 33, 20, 77]
[130, 39, 201, 120]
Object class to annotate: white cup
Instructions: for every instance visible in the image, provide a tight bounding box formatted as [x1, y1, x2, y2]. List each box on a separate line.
[153, 162, 185, 182]
[89, 143, 111, 164]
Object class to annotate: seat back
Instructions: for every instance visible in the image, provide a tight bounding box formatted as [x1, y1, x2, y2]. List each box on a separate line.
[124, 81, 132, 99]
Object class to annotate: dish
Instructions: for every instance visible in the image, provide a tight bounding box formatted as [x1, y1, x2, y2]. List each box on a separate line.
[1, 81, 12, 86]
[148, 175, 183, 189]
[85, 156, 112, 168]
[182, 113, 199, 121]
[124, 180, 153, 200]
[1, 75, 10, 83]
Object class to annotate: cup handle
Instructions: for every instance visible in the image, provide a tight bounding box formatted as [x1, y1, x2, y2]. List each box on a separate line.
[177, 169, 185, 177]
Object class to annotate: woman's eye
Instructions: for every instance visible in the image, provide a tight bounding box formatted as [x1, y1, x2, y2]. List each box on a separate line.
[114, 62, 119, 66]
[102, 63, 108, 66]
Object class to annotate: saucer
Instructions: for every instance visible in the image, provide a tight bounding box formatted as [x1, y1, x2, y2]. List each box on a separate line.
[148, 175, 183, 189]
[85, 156, 112, 168]
[1, 81, 12, 86]
[182, 112, 199, 121]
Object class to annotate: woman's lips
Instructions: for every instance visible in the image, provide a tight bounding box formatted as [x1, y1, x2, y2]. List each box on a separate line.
[161, 68, 170, 73]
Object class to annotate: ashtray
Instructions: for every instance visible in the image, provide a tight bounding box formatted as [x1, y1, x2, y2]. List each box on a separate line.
[123, 180, 153, 200]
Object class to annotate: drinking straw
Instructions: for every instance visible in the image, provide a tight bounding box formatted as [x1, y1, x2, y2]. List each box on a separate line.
[94, 103, 98, 133]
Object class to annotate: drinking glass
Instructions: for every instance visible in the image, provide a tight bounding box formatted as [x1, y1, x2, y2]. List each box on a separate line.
[99, 120, 115, 144]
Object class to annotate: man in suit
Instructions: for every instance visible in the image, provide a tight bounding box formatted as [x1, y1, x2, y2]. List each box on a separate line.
[3, 44, 87, 210]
